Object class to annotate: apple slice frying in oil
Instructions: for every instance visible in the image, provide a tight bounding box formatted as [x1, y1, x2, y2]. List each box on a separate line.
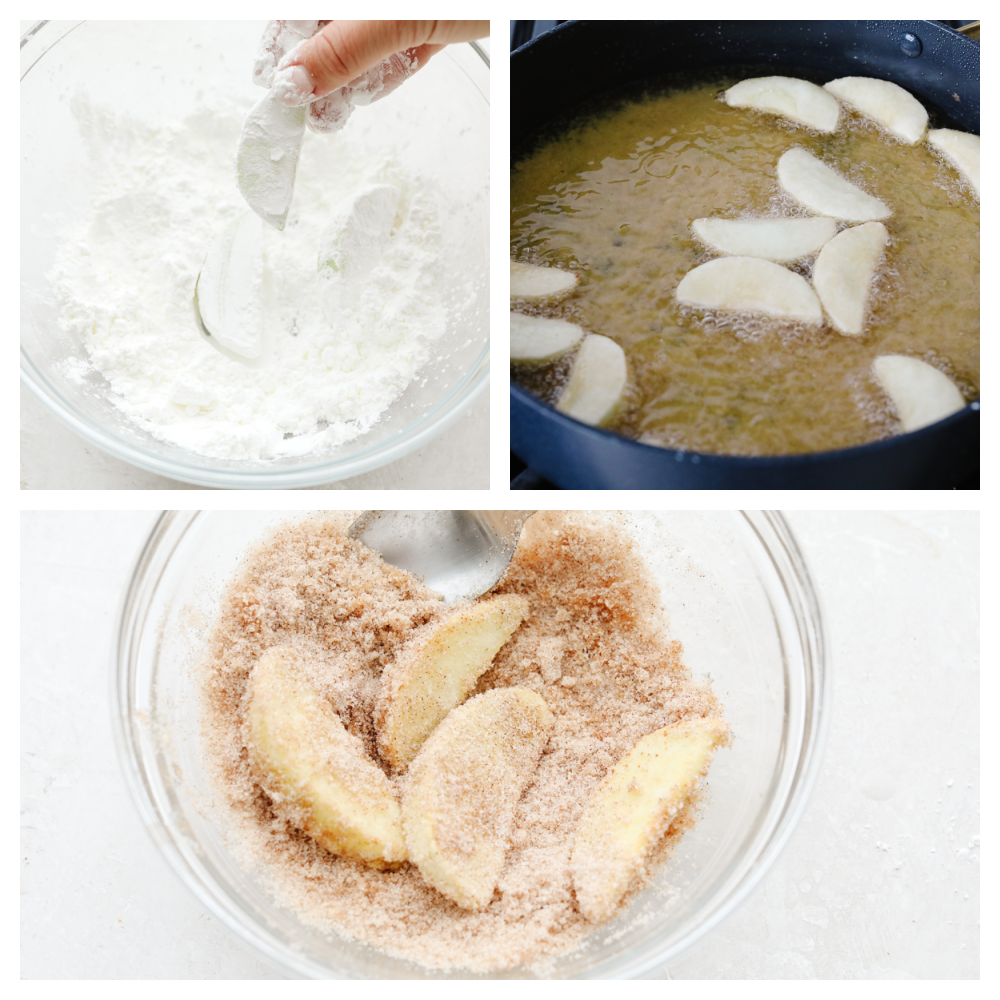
[555, 334, 627, 427]
[872, 355, 966, 433]
[510, 261, 578, 303]
[725, 76, 840, 132]
[676, 256, 823, 324]
[927, 129, 980, 197]
[813, 221, 888, 336]
[778, 148, 891, 222]
[510, 312, 585, 362]
[691, 216, 836, 261]
[824, 77, 928, 144]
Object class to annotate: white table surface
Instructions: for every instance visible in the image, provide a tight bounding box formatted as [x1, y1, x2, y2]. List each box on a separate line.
[20, 510, 979, 979]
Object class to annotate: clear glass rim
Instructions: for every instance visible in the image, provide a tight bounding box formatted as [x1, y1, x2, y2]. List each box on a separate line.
[112, 511, 830, 978]
[21, 24, 489, 489]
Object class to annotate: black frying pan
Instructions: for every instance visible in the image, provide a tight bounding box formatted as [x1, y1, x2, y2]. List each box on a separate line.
[510, 20, 980, 489]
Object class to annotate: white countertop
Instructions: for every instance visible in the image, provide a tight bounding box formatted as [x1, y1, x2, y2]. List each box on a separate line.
[20, 511, 979, 978]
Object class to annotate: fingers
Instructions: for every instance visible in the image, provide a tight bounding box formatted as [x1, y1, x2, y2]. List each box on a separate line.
[251, 20, 320, 89]
[274, 20, 488, 104]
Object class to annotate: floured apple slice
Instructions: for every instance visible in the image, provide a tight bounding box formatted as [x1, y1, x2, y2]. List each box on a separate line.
[195, 212, 264, 359]
[236, 91, 307, 231]
[813, 221, 888, 335]
[872, 355, 966, 433]
[403, 688, 554, 910]
[725, 76, 840, 132]
[375, 595, 530, 771]
[248, 646, 406, 868]
[676, 256, 822, 323]
[927, 129, 980, 197]
[555, 334, 627, 426]
[572, 717, 730, 922]
[510, 312, 585, 362]
[691, 216, 836, 261]
[778, 148, 891, 221]
[318, 183, 400, 323]
[510, 261, 578, 302]
[824, 77, 928, 144]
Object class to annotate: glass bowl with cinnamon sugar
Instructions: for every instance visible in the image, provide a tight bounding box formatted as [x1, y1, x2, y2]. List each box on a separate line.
[114, 511, 828, 978]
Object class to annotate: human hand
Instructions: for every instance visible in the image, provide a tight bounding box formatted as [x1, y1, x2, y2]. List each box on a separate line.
[252, 20, 489, 134]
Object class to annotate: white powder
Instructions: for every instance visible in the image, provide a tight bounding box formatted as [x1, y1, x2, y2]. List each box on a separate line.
[49, 92, 448, 461]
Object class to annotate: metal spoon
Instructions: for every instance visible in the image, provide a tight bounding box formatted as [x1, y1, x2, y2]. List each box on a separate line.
[349, 511, 536, 603]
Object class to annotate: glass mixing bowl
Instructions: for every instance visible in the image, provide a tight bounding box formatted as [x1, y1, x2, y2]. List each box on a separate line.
[21, 23, 488, 489]
[113, 511, 828, 978]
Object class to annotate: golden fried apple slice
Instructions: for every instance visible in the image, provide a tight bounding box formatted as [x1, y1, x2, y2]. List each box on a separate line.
[676, 256, 822, 323]
[691, 216, 836, 261]
[510, 261, 578, 302]
[927, 129, 980, 196]
[813, 221, 888, 335]
[510, 312, 585, 362]
[248, 646, 406, 868]
[376, 595, 530, 771]
[824, 76, 928, 143]
[873, 355, 966, 433]
[725, 76, 840, 132]
[555, 333, 628, 426]
[778, 148, 891, 221]
[403, 688, 554, 910]
[572, 717, 730, 922]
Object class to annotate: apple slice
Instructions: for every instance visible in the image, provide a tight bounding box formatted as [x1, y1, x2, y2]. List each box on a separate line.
[927, 129, 980, 197]
[248, 646, 406, 868]
[691, 216, 837, 261]
[872, 355, 966, 433]
[675, 256, 822, 323]
[777, 148, 891, 221]
[318, 183, 400, 323]
[555, 333, 627, 426]
[510, 261, 578, 302]
[195, 212, 264, 359]
[402, 688, 554, 910]
[824, 77, 928, 144]
[235, 91, 307, 231]
[725, 76, 840, 132]
[375, 595, 530, 771]
[572, 717, 729, 923]
[510, 312, 585, 362]
[813, 221, 888, 335]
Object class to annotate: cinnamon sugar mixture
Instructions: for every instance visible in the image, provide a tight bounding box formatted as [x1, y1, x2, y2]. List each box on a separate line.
[200, 511, 725, 973]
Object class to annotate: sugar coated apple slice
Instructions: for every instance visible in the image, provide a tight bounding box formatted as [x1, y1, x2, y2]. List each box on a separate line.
[375, 595, 530, 771]
[318, 183, 400, 323]
[236, 90, 307, 231]
[777, 148, 891, 221]
[195, 212, 264, 359]
[725, 76, 840, 132]
[572, 716, 730, 922]
[402, 688, 554, 910]
[248, 646, 406, 868]
[813, 221, 888, 335]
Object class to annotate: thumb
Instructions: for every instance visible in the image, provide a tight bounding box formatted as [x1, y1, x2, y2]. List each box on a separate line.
[272, 20, 487, 105]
